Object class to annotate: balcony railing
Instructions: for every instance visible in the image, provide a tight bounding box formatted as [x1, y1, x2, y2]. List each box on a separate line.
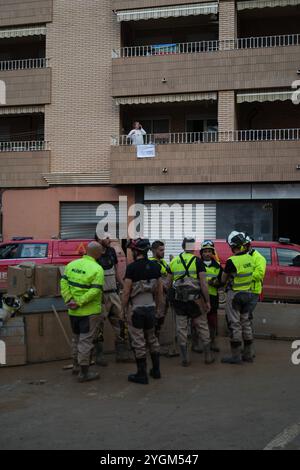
[113, 33, 300, 58]
[0, 141, 50, 152]
[112, 129, 300, 146]
[0, 58, 50, 71]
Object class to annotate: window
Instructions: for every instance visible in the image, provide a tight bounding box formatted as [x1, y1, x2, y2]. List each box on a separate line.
[277, 249, 300, 267]
[142, 119, 170, 135]
[19, 243, 48, 259]
[252, 247, 272, 265]
[0, 244, 19, 260]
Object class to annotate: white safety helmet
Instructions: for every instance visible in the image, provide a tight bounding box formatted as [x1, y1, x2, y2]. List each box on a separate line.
[227, 231, 247, 248]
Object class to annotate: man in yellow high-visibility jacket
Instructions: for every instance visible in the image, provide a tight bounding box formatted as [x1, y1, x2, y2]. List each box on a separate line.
[61, 242, 104, 383]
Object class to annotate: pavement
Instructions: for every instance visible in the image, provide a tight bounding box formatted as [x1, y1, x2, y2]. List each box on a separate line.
[0, 338, 300, 450]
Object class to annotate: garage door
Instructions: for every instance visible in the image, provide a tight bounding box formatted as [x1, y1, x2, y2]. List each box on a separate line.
[143, 202, 216, 262]
[60, 202, 120, 239]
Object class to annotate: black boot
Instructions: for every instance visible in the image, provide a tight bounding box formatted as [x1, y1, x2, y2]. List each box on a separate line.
[95, 342, 108, 367]
[149, 353, 161, 379]
[204, 344, 215, 365]
[128, 358, 149, 384]
[78, 366, 100, 383]
[180, 344, 191, 367]
[242, 341, 254, 363]
[221, 342, 243, 365]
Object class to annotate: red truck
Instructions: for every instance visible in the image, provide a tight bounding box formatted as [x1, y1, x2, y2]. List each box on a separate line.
[213, 239, 300, 303]
[0, 238, 127, 294]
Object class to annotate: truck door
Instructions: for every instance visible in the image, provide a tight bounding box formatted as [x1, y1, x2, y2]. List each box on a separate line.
[275, 247, 300, 301]
[0, 243, 20, 292]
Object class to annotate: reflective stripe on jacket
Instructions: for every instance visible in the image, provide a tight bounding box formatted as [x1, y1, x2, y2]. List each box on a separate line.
[60, 255, 104, 316]
[229, 253, 254, 292]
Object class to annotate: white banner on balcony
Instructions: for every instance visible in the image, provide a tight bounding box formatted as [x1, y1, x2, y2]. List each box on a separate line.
[116, 2, 218, 22]
[137, 144, 156, 158]
[0, 25, 46, 39]
[237, 89, 294, 103]
[238, 0, 300, 10]
[115, 92, 217, 106]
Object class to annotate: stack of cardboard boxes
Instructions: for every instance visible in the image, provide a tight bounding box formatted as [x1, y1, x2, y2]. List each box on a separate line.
[7, 263, 64, 298]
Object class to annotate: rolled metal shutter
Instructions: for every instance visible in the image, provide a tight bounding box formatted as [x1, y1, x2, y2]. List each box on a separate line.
[143, 202, 216, 262]
[60, 202, 120, 239]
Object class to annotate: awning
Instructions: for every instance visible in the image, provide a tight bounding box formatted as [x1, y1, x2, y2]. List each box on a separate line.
[115, 92, 217, 106]
[0, 25, 46, 39]
[0, 106, 45, 115]
[237, 89, 294, 103]
[237, 0, 300, 11]
[116, 2, 218, 22]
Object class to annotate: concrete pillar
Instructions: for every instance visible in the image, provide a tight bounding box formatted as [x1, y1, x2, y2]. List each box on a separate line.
[218, 91, 237, 141]
[219, 0, 237, 50]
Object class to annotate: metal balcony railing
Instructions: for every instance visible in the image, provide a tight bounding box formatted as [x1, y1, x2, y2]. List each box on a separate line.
[112, 129, 300, 146]
[0, 58, 50, 71]
[0, 141, 50, 152]
[113, 33, 300, 58]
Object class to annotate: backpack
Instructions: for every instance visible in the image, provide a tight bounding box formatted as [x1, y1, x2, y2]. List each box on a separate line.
[173, 254, 201, 302]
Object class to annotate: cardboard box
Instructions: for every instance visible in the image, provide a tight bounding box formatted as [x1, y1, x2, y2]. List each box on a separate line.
[7, 263, 35, 296]
[35, 265, 61, 298]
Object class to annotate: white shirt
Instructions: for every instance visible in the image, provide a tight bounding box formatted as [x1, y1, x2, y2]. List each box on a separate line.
[127, 128, 146, 145]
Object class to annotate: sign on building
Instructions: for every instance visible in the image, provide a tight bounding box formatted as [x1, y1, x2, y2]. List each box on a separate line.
[137, 144, 156, 158]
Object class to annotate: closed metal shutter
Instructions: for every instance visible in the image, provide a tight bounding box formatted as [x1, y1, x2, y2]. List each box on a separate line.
[60, 202, 120, 239]
[143, 202, 216, 262]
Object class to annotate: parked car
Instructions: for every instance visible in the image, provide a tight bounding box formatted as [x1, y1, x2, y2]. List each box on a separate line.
[0, 238, 127, 294]
[212, 239, 300, 303]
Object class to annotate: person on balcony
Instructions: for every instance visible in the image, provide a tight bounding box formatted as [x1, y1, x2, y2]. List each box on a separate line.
[127, 122, 146, 145]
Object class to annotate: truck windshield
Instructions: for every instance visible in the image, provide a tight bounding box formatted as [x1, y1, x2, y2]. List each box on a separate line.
[0, 244, 19, 260]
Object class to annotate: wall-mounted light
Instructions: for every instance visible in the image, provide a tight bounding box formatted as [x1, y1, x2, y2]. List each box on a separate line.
[162, 168, 168, 174]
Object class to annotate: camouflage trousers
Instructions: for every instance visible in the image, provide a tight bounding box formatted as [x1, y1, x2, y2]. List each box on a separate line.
[126, 305, 160, 359]
[225, 290, 254, 344]
[96, 292, 124, 344]
[70, 314, 101, 366]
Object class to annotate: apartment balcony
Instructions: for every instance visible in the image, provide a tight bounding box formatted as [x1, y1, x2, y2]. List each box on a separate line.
[112, 34, 300, 96]
[0, 0, 52, 28]
[110, 129, 300, 185]
[0, 141, 50, 187]
[0, 58, 51, 106]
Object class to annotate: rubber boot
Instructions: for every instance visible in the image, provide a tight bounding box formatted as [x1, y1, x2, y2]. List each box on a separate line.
[128, 358, 149, 384]
[78, 366, 100, 383]
[242, 341, 254, 363]
[209, 326, 220, 353]
[115, 340, 135, 363]
[180, 344, 191, 367]
[221, 343, 243, 365]
[204, 343, 215, 365]
[95, 342, 108, 367]
[149, 353, 161, 379]
[191, 330, 204, 354]
[72, 358, 80, 375]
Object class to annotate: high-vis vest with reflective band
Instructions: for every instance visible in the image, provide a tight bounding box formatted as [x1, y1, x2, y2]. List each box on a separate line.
[228, 253, 254, 292]
[204, 262, 221, 297]
[170, 252, 198, 281]
[60, 255, 104, 317]
[149, 257, 169, 277]
[250, 249, 267, 295]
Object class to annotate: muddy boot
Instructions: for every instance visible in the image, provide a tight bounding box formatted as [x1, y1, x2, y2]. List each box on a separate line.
[115, 340, 135, 363]
[242, 341, 254, 363]
[209, 327, 220, 353]
[149, 353, 161, 379]
[128, 358, 149, 385]
[191, 332, 204, 354]
[95, 342, 108, 367]
[78, 366, 100, 383]
[180, 344, 191, 367]
[72, 359, 80, 375]
[204, 344, 215, 365]
[221, 343, 243, 365]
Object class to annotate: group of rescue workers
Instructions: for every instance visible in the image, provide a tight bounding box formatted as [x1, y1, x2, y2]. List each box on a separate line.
[60, 231, 266, 384]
